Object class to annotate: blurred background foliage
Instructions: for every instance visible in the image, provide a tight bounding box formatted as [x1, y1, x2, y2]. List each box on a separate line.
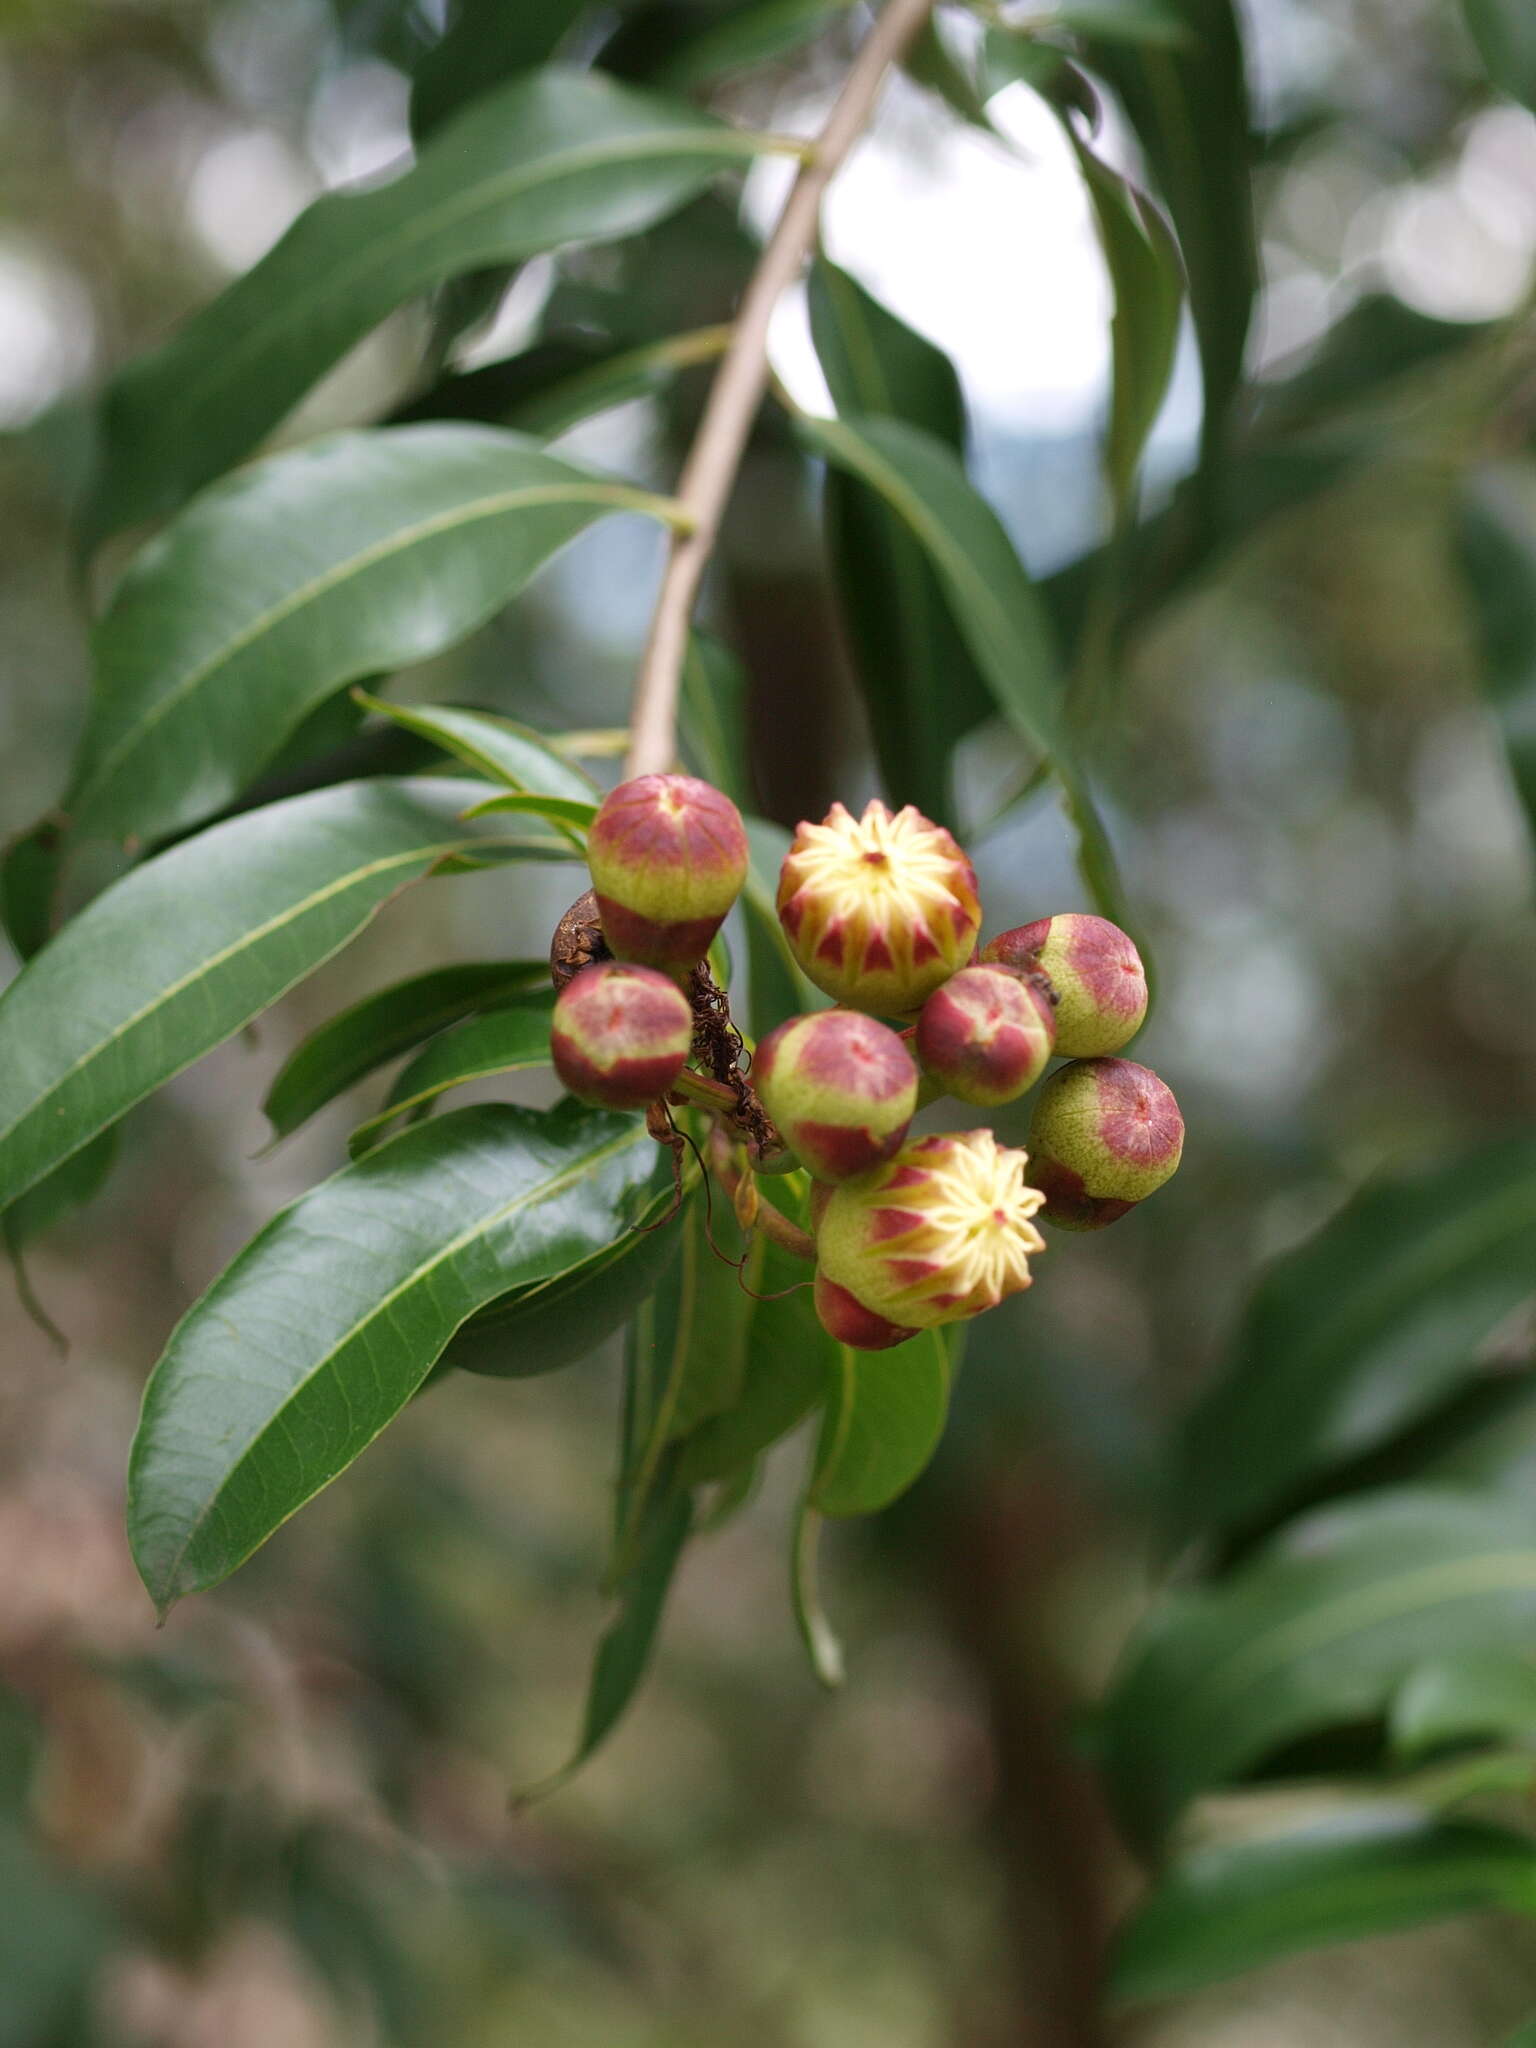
[3, 0, 1536, 2042]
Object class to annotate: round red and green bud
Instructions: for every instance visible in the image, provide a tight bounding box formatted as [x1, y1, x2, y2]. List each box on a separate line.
[1025, 1057, 1183, 1230]
[777, 798, 981, 1017]
[587, 773, 749, 975]
[550, 962, 693, 1111]
[753, 1009, 919, 1183]
[813, 1271, 918, 1353]
[915, 963, 1055, 1107]
[982, 913, 1147, 1058]
[816, 1128, 1047, 1332]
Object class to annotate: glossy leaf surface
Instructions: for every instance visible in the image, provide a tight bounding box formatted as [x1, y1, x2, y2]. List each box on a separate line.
[71, 428, 653, 846]
[350, 996, 556, 1154]
[263, 960, 549, 1140]
[129, 1101, 658, 1612]
[0, 779, 568, 1211]
[812, 1328, 951, 1517]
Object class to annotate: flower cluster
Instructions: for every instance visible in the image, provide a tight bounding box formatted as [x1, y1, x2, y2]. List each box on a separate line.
[550, 779, 1182, 1350]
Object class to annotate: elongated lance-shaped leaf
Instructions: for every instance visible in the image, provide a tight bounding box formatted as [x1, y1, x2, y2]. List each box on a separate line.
[263, 960, 549, 1140]
[69, 427, 664, 847]
[410, 0, 588, 138]
[82, 69, 778, 541]
[351, 692, 599, 807]
[1081, 0, 1256, 497]
[797, 412, 1132, 930]
[1109, 1808, 1536, 2007]
[812, 1328, 951, 1517]
[349, 996, 556, 1155]
[808, 259, 990, 830]
[1391, 1653, 1536, 1760]
[1069, 136, 1183, 517]
[0, 778, 572, 1212]
[1457, 471, 1536, 845]
[129, 1100, 660, 1612]
[1101, 1489, 1536, 1850]
[1173, 1135, 1536, 1547]
[791, 1497, 846, 1690]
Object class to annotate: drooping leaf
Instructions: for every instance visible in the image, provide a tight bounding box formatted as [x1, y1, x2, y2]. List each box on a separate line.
[792, 1498, 846, 1689]
[68, 428, 661, 847]
[1173, 1136, 1536, 1546]
[797, 412, 1131, 926]
[1462, 0, 1536, 110]
[811, 1327, 951, 1517]
[1101, 1488, 1536, 1849]
[1456, 471, 1536, 843]
[808, 260, 990, 828]
[1109, 1808, 1536, 2006]
[655, 1197, 759, 1443]
[264, 960, 549, 1140]
[1391, 1654, 1536, 1760]
[82, 69, 775, 540]
[1069, 136, 1183, 516]
[1080, 0, 1256, 495]
[3, 1128, 118, 1259]
[0, 779, 569, 1212]
[349, 996, 556, 1154]
[519, 1488, 694, 1800]
[675, 1238, 831, 1485]
[353, 693, 599, 806]
[128, 1100, 659, 1612]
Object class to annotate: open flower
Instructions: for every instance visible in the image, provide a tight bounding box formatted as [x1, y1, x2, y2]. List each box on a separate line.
[777, 799, 980, 1016]
[816, 1128, 1046, 1330]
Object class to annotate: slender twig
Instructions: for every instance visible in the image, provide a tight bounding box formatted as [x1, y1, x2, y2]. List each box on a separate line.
[625, 0, 936, 778]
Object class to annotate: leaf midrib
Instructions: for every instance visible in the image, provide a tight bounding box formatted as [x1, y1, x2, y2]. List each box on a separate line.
[148, 1117, 649, 1600]
[164, 126, 762, 429]
[0, 833, 486, 1165]
[77, 479, 661, 814]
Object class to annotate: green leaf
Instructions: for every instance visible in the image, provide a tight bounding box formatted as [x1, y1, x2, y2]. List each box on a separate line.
[680, 634, 751, 810]
[458, 791, 598, 832]
[83, 69, 775, 541]
[3, 1128, 117, 1258]
[1505, 2019, 1536, 2047]
[128, 1099, 659, 1612]
[811, 1327, 951, 1517]
[1054, 0, 1194, 47]
[1463, 0, 1536, 109]
[1457, 471, 1536, 844]
[1391, 1654, 1536, 1760]
[808, 260, 990, 829]
[1110, 1808, 1536, 2007]
[797, 411, 1130, 925]
[264, 960, 549, 1140]
[410, 0, 588, 138]
[1101, 1488, 1536, 1849]
[441, 1173, 682, 1379]
[1173, 1136, 1536, 1545]
[353, 692, 599, 806]
[651, 0, 854, 87]
[349, 995, 556, 1154]
[0, 818, 65, 964]
[520, 1488, 694, 1801]
[1069, 137, 1183, 516]
[1081, 0, 1256, 493]
[792, 1498, 846, 1689]
[675, 1239, 831, 1485]
[655, 1197, 759, 1443]
[0, 778, 568, 1213]
[69, 426, 659, 847]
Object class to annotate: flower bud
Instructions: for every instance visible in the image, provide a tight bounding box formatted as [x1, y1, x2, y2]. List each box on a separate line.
[813, 1272, 918, 1352]
[587, 773, 748, 974]
[817, 1129, 1046, 1330]
[550, 962, 693, 1111]
[777, 799, 981, 1016]
[916, 964, 1055, 1107]
[1025, 1057, 1183, 1230]
[754, 1009, 918, 1183]
[982, 913, 1147, 1057]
